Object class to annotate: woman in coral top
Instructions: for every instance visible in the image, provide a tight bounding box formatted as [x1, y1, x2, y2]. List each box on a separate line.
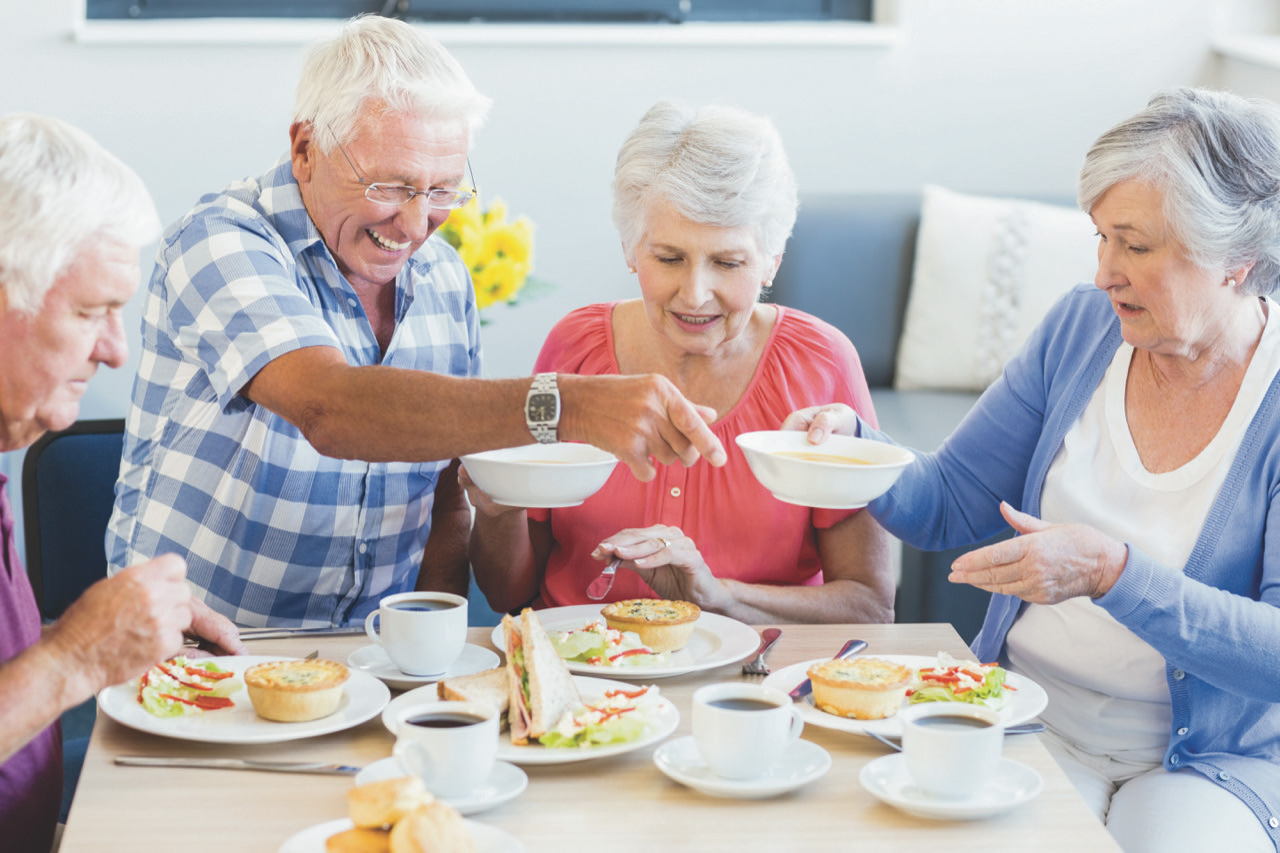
[463, 101, 893, 624]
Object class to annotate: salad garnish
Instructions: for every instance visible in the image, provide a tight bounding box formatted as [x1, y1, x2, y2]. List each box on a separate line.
[137, 656, 241, 717]
[539, 685, 662, 748]
[906, 652, 1016, 710]
[550, 621, 667, 668]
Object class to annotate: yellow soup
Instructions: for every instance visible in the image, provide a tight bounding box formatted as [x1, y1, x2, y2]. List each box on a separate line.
[774, 450, 872, 465]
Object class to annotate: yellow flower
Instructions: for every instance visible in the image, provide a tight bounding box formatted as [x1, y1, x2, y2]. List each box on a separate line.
[438, 196, 538, 314]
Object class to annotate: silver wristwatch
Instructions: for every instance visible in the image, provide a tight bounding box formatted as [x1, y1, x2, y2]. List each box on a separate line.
[525, 373, 559, 444]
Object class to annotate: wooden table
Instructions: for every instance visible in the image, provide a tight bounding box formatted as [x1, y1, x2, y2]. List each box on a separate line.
[59, 623, 1119, 852]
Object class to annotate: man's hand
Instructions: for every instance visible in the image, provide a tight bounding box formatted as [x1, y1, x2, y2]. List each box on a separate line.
[559, 374, 726, 481]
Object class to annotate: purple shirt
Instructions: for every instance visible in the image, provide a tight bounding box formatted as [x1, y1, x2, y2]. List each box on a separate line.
[0, 473, 61, 853]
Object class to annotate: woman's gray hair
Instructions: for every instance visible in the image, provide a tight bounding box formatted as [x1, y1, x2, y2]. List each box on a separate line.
[612, 101, 798, 259]
[1079, 87, 1280, 296]
[295, 14, 492, 152]
[0, 114, 160, 314]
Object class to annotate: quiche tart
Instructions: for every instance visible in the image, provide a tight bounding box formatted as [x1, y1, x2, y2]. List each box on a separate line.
[244, 658, 350, 722]
[807, 656, 912, 720]
[601, 599, 701, 653]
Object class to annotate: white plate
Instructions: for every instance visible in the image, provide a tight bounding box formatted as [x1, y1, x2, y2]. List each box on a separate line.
[278, 817, 523, 853]
[653, 735, 831, 799]
[356, 757, 528, 815]
[347, 644, 501, 692]
[97, 655, 390, 745]
[860, 754, 1043, 820]
[761, 655, 1047, 739]
[383, 675, 679, 765]
[487, 604, 760, 679]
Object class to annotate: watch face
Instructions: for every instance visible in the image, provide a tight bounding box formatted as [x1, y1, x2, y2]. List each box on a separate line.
[527, 392, 557, 422]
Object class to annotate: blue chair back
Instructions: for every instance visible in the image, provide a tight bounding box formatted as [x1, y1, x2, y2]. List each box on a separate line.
[21, 419, 124, 620]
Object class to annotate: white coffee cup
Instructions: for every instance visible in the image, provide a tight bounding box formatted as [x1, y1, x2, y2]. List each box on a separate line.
[900, 702, 1003, 799]
[365, 591, 467, 676]
[692, 682, 804, 780]
[392, 700, 498, 798]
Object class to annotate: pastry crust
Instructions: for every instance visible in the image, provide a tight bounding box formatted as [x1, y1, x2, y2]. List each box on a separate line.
[807, 657, 912, 720]
[601, 599, 701, 653]
[244, 659, 350, 722]
[388, 802, 476, 853]
[346, 776, 432, 829]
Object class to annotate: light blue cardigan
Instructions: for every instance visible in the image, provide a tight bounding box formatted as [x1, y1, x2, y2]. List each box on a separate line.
[867, 284, 1280, 847]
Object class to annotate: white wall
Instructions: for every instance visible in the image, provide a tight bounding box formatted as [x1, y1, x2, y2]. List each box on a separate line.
[0, 0, 1231, 550]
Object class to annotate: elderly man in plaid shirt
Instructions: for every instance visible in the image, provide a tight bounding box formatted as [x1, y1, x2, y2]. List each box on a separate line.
[106, 16, 725, 628]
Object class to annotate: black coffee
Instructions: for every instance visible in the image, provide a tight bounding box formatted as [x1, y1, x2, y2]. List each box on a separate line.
[406, 713, 486, 728]
[706, 698, 779, 712]
[913, 715, 993, 730]
[389, 600, 457, 612]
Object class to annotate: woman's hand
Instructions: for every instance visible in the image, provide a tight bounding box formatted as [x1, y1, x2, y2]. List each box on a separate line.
[458, 462, 527, 518]
[948, 502, 1129, 603]
[592, 526, 733, 612]
[780, 403, 860, 445]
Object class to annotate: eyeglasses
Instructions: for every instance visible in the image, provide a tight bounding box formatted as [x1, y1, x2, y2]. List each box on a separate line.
[327, 125, 477, 210]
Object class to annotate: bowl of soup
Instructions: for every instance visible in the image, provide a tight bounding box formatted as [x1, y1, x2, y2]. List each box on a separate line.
[734, 430, 914, 509]
[461, 443, 618, 508]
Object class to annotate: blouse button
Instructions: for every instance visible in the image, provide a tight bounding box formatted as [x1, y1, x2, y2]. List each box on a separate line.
[1177, 727, 1188, 736]
[1172, 670, 1186, 680]
[670, 487, 681, 498]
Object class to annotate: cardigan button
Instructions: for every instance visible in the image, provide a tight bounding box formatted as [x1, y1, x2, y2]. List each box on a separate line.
[1169, 755, 1180, 765]
[1177, 727, 1188, 736]
[1270, 817, 1279, 829]
[1172, 670, 1186, 680]
[1219, 771, 1231, 781]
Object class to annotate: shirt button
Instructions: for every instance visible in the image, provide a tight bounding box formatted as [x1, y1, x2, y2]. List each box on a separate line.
[1169, 754, 1180, 765]
[1219, 771, 1231, 781]
[1177, 727, 1188, 736]
[347, 297, 358, 308]
[1173, 670, 1186, 680]
[358, 542, 368, 554]
[670, 487, 681, 498]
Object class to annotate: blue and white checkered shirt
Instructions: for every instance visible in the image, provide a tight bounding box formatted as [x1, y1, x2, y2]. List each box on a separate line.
[106, 155, 483, 628]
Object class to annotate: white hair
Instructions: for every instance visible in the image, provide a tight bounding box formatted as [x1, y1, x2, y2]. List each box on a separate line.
[611, 101, 798, 259]
[1079, 87, 1280, 296]
[294, 14, 492, 151]
[0, 114, 160, 314]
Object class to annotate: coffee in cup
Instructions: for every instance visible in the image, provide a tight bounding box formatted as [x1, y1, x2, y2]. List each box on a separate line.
[692, 682, 803, 780]
[900, 702, 1003, 799]
[392, 700, 498, 798]
[365, 591, 467, 676]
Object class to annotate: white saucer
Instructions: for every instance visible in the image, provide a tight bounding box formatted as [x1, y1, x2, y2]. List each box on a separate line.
[859, 754, 1043, 820]
[652, 735, 831, 799]
[355, 756, 528, 816]
[346, 643, 500, 691]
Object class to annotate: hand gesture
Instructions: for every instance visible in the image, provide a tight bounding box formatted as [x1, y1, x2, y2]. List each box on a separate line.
[592, 526, 731, 611]
[779, 403, 860, 445]
[948, 502, 1128, 604]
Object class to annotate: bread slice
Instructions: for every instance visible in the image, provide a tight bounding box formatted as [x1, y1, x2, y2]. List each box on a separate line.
[601, 599, 701, 653]
[436, 666, 508, 722]
[503, 608, 580, 745]
[807, 657, 913, 720]
[244, 659, 350, 722]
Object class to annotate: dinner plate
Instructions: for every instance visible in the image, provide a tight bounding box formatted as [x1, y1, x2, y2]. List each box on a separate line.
[383, 675, 679, 765]
[653, 735, 831, 799]
[347, 643, 500, 692]
[859, 754, 1043, 820]
[760, 655, 1048, 738]
[487, 604, 759, 679]
[356, 757, 528, 815]
[97, 655, 390, 745]
[278, 817, 523, 853]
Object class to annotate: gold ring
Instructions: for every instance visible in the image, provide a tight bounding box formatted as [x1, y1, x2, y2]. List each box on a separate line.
[657, 537, 670, 550]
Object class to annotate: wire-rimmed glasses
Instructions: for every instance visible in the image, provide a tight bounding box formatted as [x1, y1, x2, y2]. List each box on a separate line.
[327, 125, 477, 210]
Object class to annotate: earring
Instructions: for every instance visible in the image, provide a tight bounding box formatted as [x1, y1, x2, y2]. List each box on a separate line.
[628, 266, 636, 274]
[763, 280, 773, 288]
[1229, 278, 1238, 287]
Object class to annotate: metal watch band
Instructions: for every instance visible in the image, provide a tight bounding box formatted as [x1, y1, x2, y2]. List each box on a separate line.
[526, 372, 559, 444]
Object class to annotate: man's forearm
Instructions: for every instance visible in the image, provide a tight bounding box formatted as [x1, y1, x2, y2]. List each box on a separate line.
[416, 507, 472, 596]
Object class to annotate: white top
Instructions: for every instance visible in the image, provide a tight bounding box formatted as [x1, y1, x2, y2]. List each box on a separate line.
[1007, 298, 1280, 763]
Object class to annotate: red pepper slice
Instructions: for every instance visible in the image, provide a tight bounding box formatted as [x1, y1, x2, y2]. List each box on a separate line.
[184, 665, 233, 680]
[608, 649, 652, 661]
[605, 688, 649, 699]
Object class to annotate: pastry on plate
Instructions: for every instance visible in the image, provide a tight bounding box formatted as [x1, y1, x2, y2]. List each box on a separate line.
[347, 776, 433, 829]
[326, 826, 391, 853]
[243, 658, 350, 722]
[601, 599, 701, 653]
[807, 656, 912, 720]
[389, 802, 476, 853]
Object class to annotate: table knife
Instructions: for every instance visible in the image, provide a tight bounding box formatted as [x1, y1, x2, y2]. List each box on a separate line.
[115, 755, 361, 775]
[236, 625, 367, 641]
[790, 638, 868, 700]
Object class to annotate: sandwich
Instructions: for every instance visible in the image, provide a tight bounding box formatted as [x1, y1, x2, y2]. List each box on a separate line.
[502, 608, 581, 745]
[435, 666, 509, 727]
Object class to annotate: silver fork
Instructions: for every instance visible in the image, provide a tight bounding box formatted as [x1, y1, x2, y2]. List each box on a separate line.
[303, 650, 319, 661]
[741, 628, 783, 676]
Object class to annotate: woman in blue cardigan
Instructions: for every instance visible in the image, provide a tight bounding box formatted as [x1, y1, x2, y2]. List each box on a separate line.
[789, 88, 1280, 853]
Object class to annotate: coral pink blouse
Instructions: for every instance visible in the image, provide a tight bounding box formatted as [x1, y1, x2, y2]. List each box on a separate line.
[529, 302, 878, 608]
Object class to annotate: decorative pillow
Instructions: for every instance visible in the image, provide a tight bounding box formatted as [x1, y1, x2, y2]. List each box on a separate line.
[894, 184, 1099, 391]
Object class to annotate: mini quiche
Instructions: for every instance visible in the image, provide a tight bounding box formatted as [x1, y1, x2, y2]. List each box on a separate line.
[807, 656, 913, 720]
[244, 658, 350, 722]
[601, 599, 701, 653]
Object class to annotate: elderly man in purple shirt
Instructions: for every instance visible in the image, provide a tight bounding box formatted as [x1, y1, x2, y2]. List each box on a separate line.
[0, 114, 244, 853]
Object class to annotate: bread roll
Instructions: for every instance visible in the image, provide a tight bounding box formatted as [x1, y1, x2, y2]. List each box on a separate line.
[325, 827, 390, 853]
[346, 776, 433, 829]
[388, 802, 475, 853]
[808, 657, 912, 720]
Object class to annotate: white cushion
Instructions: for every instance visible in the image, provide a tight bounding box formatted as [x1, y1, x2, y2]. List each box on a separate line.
[894, 185, 1099, 391]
